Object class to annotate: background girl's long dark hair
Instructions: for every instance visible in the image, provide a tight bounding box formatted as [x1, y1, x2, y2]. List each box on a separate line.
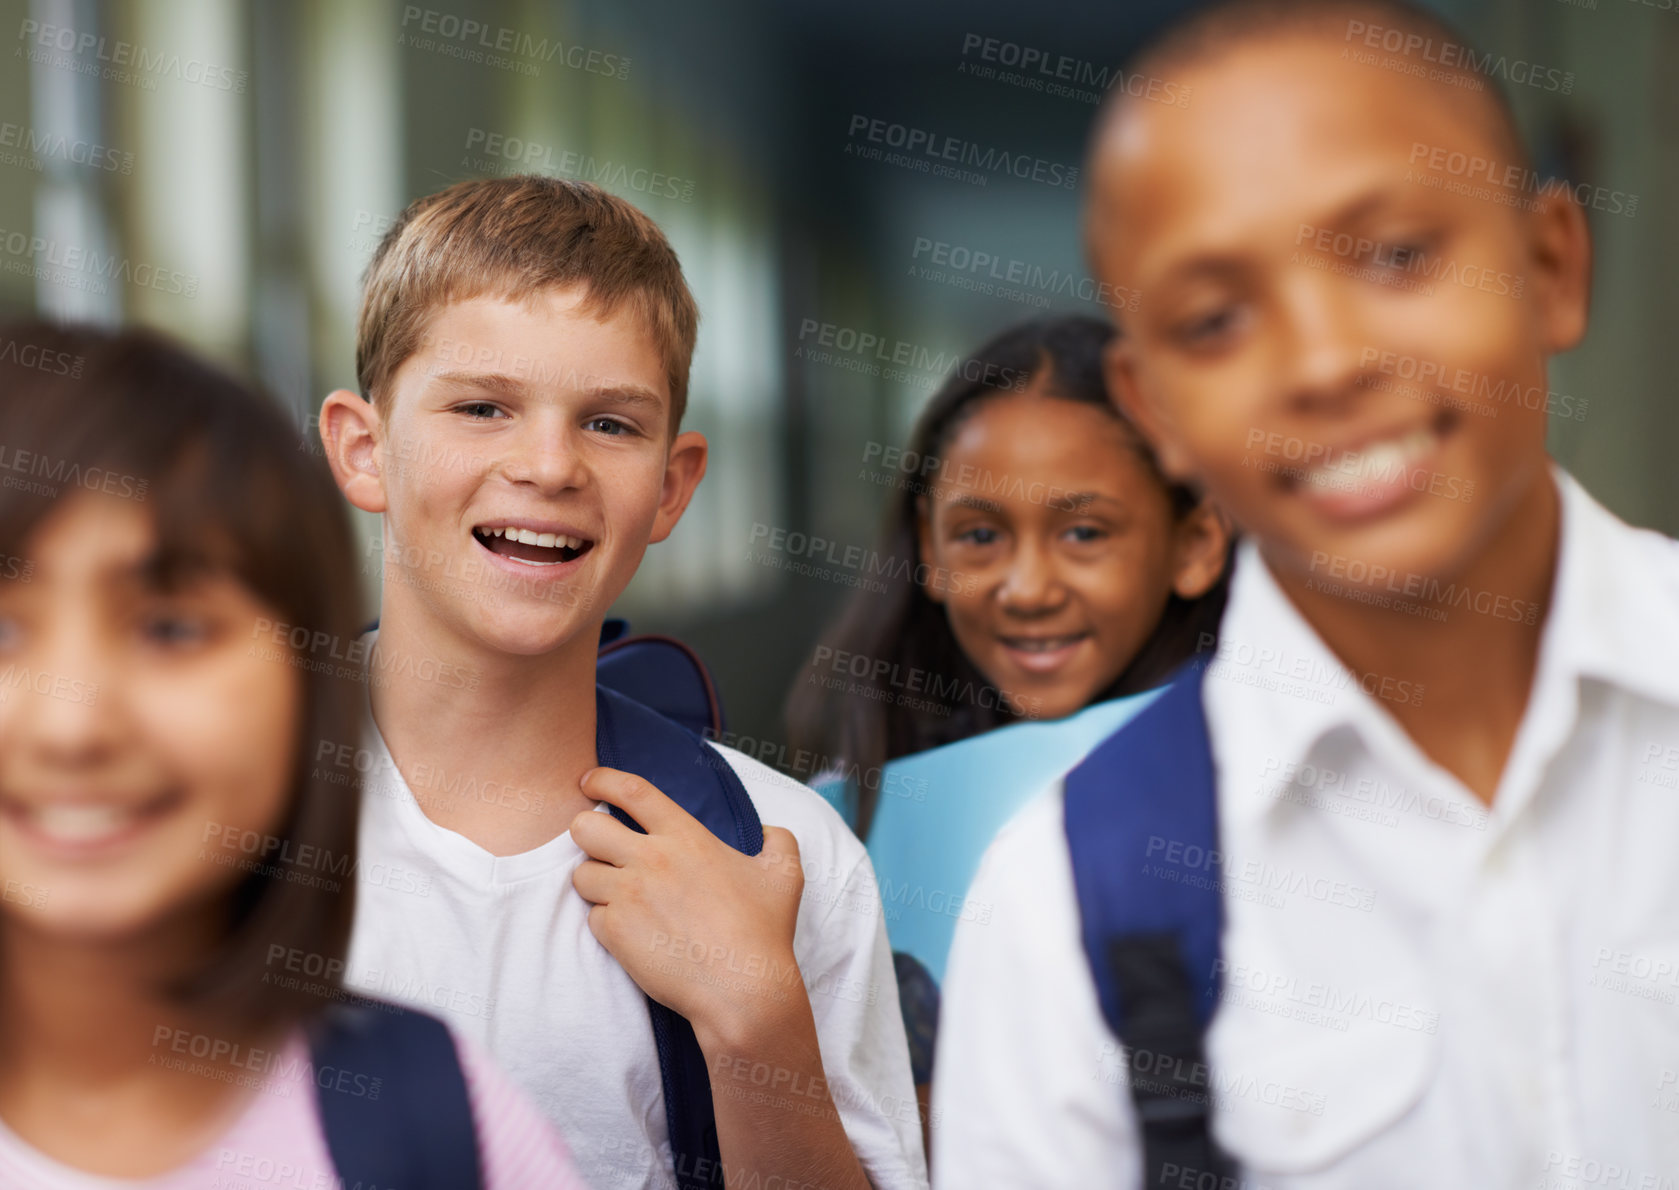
[785, 315, 1232, 838]
[0, 320, 366, 1036]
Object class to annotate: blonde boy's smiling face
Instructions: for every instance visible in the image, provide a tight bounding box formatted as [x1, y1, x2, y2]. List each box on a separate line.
[1090, 35, 1587, 590]
[372, 286, 700, 656]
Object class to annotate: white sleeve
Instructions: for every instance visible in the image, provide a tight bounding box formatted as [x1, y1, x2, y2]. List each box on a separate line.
[722, 744, 930, 1190]
[930, 784, 1141, 1190]
[799, 845, 931, 1190]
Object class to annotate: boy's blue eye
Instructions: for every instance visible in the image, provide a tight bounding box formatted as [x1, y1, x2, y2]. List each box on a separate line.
[957, 526, 1001, 546]
[1064, 525, 1106, 544]
[458, 402, 506, 420]
[587, 417, 631, 436]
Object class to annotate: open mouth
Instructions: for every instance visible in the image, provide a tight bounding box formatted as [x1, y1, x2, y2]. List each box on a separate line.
[1283, 408, 1458, 518]
[472, 525, 595, 567]
[998, 632, 1091, 674]
[1, 790, 182, 853]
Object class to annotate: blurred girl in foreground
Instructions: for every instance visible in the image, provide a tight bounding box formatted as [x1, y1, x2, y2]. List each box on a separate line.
[0, 323, 582, 1188]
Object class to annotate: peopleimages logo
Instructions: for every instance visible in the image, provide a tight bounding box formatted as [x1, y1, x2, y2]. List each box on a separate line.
[844, 114, 1078, 190]
[747, 523, 976, 598]
[1342, 18, 1575, 95]
[398, 6, 630, 78]
[1357, 349, 1589, 422]
[909, 236, 1140, 312]
[1295, 223, 1526, 299]
[463, 128, 695, 202]
[0, 230, 198, 298]
[957, 33, 1192, 108]
[1407, 142, 1639, 219]
[795, 317, 1030, 392]
[0, 122, 133, 173]
[16, 18, 248, 92]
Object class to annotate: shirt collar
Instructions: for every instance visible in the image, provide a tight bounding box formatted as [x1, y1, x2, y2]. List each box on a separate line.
[1545, 466, 1679, 711]
[1206, 536, 1368, 830]
[1209, 466, 1679, 828]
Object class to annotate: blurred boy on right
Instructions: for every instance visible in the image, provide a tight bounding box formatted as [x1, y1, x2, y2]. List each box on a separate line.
[933, 1, 1679, 1186]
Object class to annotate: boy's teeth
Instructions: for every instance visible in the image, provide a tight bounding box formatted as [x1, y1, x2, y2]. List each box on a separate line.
[1307, 427, 1436, 489]
[479, 527, 584, 550]
[29, 803, 136, 843]
[1402, 427, 1434, 456]
[1354, 441, 1407, 482]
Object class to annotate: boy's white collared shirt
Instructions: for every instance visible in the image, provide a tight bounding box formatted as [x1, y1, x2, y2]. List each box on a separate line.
[932, 469, 1679, 1189]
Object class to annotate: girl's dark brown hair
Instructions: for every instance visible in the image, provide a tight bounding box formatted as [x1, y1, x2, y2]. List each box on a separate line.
[785, 315, 1232, 838]
[0, 320, 366, 1034]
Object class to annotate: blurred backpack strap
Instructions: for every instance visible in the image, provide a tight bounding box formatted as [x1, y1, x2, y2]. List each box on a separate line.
[596, 684, 763, 1189]
[1063, 662, 1237, 1186]
[309, 1000, 482, 1190]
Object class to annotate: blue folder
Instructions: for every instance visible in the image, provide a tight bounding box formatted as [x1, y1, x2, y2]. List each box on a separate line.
[818, 689, 1162, 984]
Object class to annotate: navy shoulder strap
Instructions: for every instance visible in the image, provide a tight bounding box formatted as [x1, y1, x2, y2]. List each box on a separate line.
[597, 621, 726, 739]
[1063, 662, 1237, 1185]
[309, 1000, 482, 1190]
[596, 683, 763, 1190]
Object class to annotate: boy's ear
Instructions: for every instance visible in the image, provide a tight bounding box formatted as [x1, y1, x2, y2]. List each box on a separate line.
[914, 495, 947, 606]
[649, 430, 708, 544]
[319, 389, 387, 514]
[1104, 337, 1197, 484]
[1170, 496, 1232, 601]
[1526, 189, 1592, 357]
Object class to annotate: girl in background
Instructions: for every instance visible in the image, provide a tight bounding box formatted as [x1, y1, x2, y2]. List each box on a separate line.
[0, 323, 582, 1189]
[786, 314, 1232, 1125]
[790, 314, 1231, 837]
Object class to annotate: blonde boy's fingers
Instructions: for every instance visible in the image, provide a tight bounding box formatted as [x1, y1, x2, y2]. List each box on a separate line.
[759, 824, 802, 868]
[570, 806, 641, 866]
[581, 766, 694, 835]
[756, 825, 805, 889]
[585, 902, 614, 949]
[571, 857, 621, 906]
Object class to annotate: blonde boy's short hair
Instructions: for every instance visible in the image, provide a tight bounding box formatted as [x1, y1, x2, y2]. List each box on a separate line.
[356, 175, 699, 428]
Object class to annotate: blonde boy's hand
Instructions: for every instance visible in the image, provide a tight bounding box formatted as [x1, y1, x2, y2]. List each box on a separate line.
[570, 767, 808, 1050]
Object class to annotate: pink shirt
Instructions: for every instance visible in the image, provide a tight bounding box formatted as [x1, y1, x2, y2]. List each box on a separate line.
[0, 1027, 588, 1189]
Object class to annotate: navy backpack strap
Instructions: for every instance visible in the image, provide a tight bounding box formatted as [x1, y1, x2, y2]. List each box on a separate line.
[597, 629, 727, 739]
[1063, 662, 1237, 1186]
[309, 1000, 482, 1190]
[596, 684, 763, 1190]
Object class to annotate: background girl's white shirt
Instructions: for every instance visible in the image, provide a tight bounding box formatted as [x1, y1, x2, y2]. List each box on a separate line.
[932, 471, 1679, 1189]
[345, 708, 928, 1190]
[0, 1029, 583, 1189]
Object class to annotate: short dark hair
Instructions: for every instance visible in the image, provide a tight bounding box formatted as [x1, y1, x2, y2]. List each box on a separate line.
[1102, 0, 1531, 174]
[0, 320, 366, 1035]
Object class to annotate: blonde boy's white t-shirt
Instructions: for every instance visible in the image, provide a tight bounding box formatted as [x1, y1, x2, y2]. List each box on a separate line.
[344, 689, 927, 1190]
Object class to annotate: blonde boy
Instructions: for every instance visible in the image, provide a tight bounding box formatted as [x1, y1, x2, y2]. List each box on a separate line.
[320, 176, 925, 1190]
